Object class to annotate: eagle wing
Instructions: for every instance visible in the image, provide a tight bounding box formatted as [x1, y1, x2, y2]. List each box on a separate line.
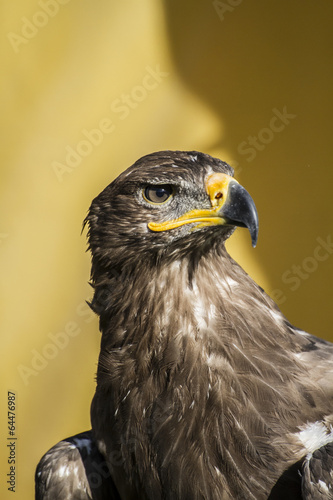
[301, 442, 333, 499]
[293, 329, 333, 398]
[35, 430, 120, 500]
[268, 327, 333, 498]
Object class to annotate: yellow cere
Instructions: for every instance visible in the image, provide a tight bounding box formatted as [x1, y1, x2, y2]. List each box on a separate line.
[148, 172, 234, 232]
[205, 172, 236, 208]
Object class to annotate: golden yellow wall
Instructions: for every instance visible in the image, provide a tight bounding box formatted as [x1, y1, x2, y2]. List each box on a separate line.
[1, 1, 332, 498]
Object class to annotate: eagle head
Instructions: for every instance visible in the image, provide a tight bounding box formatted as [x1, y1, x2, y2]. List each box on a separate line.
[85, 150, 258, 273]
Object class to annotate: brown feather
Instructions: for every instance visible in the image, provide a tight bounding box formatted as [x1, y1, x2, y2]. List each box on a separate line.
[84, 151, 333, 499]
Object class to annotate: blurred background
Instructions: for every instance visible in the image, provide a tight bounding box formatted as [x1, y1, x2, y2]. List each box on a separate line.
[1, 1, 332, 497]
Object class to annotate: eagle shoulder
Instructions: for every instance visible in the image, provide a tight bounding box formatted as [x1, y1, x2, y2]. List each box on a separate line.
[35, 430, 120, 500]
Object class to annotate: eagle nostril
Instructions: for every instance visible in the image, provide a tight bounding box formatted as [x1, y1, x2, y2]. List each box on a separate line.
[215, 192, 223, 200]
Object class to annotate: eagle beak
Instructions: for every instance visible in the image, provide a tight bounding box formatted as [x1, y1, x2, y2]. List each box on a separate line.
[206, 173, 259, 247]
[148, 172, 259, 247]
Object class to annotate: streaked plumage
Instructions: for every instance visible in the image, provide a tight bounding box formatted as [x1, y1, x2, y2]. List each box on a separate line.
[35, 430, 120, 499]
[36, 151, 333, 499]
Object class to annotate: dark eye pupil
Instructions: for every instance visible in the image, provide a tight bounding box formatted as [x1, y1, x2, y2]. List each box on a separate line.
[144, 185, 172, 203]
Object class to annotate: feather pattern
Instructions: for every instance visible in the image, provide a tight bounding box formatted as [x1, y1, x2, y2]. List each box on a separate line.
[36, 151, 333, 499]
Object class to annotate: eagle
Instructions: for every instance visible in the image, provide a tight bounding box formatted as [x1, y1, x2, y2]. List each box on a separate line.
[36, 151, 333, 499]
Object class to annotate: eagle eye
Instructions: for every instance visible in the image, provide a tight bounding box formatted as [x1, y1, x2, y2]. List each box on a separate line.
[143, 185, 173, 204]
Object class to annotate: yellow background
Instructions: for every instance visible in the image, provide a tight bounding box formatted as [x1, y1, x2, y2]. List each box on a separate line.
[1, 1, 332, 498]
